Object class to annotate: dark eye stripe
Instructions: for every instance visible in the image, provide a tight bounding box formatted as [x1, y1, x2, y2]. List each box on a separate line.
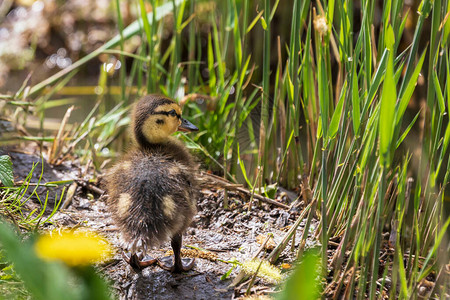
[153, 111, 181, 118]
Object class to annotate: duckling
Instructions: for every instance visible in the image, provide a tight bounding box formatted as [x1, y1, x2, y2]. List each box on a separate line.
[104, 94, 199, 273]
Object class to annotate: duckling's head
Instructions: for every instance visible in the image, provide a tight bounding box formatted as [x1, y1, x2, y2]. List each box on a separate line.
[133, 95, 198, 146]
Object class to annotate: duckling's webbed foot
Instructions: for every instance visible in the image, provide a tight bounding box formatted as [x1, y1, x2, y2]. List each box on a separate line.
[157, 256, 195, 273]
[157, 233, 195, 273]
[123, 251, 157, 272]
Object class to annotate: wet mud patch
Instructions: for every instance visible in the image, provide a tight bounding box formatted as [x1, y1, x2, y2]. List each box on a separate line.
[116, 269, 232, 300]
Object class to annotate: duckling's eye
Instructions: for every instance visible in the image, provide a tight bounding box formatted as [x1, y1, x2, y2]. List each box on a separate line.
[168, 109, 177, 117]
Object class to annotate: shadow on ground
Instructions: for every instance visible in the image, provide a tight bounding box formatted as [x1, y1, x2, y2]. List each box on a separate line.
[122, 269, 232, 300]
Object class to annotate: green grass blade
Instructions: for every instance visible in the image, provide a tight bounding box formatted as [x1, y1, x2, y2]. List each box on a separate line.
[379, 26, 397, 167]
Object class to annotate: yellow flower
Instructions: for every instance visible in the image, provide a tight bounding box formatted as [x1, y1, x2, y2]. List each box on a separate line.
[35, 231, 113, 267]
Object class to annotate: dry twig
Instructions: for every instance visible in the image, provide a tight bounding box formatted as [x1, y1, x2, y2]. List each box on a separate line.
[199, 172, 290, 210]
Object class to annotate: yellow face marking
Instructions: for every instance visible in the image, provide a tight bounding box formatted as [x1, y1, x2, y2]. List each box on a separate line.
[117, 193, 132, 217]
[162, 195, 176, 218]
[141, 103, 183, 143]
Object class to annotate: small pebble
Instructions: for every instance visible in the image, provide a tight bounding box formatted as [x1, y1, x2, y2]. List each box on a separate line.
[418, 286, 427, 296]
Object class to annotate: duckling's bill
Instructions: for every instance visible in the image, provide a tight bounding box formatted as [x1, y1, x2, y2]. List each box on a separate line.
[178, 118, 198, 132]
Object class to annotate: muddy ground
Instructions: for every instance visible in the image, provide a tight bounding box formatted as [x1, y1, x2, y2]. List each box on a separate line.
[1, 148, 317, 300]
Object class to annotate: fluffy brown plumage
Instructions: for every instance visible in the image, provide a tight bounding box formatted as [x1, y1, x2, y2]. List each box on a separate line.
[104, 94, 198, 272]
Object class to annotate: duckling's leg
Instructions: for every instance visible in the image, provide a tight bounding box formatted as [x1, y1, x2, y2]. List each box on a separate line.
[157, 233, 195, 273]
[123, 252, 157, 272]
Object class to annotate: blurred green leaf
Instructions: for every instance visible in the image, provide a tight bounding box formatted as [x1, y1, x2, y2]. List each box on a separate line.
[0, 220, 76, 300]
[0, 220, 112, 300]
[276, 249, 320, 300]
